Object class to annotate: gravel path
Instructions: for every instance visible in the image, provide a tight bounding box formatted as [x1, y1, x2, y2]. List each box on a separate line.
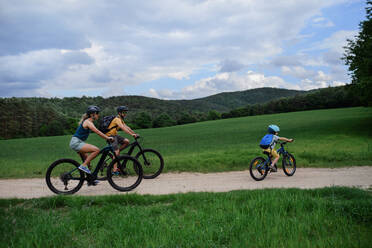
[0, 167, 371, 199]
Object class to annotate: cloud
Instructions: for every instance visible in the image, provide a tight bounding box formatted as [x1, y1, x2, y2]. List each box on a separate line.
[0, 0, 354, 98]
[219, 59, 246, 72]
[0, 1, 90, 56]
[303, 30, 358, 53]
[311, 16, 335, 27]
[148, 71, 296, 99]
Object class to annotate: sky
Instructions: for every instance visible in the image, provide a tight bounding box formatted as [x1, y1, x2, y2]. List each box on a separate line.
[0, 0, 366, 99]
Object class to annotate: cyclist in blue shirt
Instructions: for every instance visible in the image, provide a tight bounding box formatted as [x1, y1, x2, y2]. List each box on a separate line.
[69, 105, 113, 174]
[262, 124, 293, 172]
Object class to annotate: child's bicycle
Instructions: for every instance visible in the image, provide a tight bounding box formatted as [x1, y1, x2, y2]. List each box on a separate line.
[249, 141, 296, 181]
[119, 136, 164, 179]
[45, 142, 143, 195]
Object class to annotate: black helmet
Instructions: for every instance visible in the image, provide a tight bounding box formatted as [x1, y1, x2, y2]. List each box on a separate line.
[117, 105, 129, 113]
[86, 105, 101, 114]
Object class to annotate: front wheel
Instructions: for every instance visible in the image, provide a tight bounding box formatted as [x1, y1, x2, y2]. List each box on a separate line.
[249, 157, 268, 181]
[135, 149, 164, 179]
[282, 153, 296, 176]
[107, 155, 143, 192]
[45, 159, 85, 195]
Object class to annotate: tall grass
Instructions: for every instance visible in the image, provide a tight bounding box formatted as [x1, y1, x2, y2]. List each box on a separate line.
[0, 187, 371, 247]
[0, 107, 371, 178]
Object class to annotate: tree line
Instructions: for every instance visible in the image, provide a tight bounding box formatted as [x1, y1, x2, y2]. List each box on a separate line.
[0, 85, 362, 139]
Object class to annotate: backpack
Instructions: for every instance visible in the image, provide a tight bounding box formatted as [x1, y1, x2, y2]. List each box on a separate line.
[98, 115, 117, 134]
[259, 134, 274, 149]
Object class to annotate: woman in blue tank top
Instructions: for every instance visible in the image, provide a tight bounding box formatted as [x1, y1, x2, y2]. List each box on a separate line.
[69, 105, 113, 175]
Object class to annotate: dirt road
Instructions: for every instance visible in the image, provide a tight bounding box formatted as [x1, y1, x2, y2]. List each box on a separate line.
[0, 167, 371, 199]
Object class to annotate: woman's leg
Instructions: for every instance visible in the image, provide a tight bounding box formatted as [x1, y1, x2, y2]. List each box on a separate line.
[79, 144, 100, 167]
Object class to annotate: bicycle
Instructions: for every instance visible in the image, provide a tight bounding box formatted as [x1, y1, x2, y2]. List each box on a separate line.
[45, 142, 143, 195]
[119, 136, 164, 179]
[249, 141, 296, 181]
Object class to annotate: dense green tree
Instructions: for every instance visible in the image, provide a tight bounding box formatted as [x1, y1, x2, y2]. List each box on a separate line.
[133, 112, 153, 129]
[207, 110, 221, 120]
[177, 112, 197, 125]
[343, 1, 372, 106]
[153, 114, 176, 128]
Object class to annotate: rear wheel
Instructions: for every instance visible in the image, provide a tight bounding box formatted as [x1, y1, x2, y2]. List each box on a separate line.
[135, 149, 164, 179]
[45, 159, 84, 195]
[282, 153, 296, 176]
[107, 155, 143, 191]
[249, 157, 268, 181]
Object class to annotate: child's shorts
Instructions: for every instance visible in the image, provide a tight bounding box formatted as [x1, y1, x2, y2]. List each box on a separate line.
[262, 148, 279, 159]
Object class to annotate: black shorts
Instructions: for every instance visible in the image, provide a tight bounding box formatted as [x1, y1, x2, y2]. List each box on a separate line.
[111, 135, 127, 151]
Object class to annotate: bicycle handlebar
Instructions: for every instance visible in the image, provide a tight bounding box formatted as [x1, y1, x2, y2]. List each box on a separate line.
[279, 139, 294, 145]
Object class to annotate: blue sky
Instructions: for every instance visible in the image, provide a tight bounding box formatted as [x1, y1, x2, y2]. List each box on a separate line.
[0, 0, 366, 99]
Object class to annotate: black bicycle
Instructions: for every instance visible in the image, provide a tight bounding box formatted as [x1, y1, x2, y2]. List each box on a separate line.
[45, 142, 143, 195]
[249, 141, 296, 181]
[120, 136, 164, 179]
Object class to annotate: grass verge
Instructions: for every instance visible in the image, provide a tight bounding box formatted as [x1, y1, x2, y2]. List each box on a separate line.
[0, 187, 371, 247]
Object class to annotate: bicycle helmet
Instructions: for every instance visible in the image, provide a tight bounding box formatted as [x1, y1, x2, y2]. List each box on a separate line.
[268, 124, 280, 134]
[117, 105, 129, 113]
[86, 105, 101, 114]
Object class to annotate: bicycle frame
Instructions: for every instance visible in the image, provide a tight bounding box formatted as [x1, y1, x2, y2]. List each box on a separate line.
[263, 142, 288, 169]
[73, 144, 119, 182]
[120, 137, 152, 166]
[122, 137, 144, 155]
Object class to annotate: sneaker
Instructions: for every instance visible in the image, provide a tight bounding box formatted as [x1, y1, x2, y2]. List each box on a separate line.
[269, 165, 277, 172]
[78, 165, 92, 174]
[88, 180, 99, 186]
[112, 171, 120, 176]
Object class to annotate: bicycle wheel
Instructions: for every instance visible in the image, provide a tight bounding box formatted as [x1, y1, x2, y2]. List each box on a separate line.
[45, 159, 84, 195]
[107, 155, 143, 192]
[135, 149, 164, 179]
[282, 153, 296, 176]
[96, 153, 114, 181]
[249, 157, 269, 181]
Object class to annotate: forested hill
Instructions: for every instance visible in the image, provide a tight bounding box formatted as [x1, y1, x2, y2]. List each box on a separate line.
[184, 88, 304, 112]
[1, 86, 359, 139]
[59, 87, 304, 117]
[1, 87, 304, 119]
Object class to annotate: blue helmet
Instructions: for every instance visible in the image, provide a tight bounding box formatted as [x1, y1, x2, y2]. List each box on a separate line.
[268, 124, 280, 134]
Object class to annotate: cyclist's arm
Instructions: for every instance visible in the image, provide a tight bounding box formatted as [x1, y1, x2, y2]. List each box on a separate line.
[279, 137, 294, 142]
[85, 120, 112, 140]
[117, 121, 137, 137]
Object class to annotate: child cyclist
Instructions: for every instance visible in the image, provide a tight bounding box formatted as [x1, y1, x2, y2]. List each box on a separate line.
[260, 124, 293, 172]
[69, 105, 114, 176]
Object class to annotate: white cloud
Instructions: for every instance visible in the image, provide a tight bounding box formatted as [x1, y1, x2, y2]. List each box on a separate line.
[147, 71, 298, 99]
[312, 16, 335, 27]
[303, 30, 358, 53]
[0, 0, 355, 97]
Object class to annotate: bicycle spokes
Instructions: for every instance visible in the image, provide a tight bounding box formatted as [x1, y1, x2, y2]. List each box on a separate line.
[46, 159, 84, 195]
[249, 157, 268, 181]
[107, 156, 143, 192]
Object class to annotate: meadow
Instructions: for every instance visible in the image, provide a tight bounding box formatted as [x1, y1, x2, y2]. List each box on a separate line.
[0, 107, 371, 179]
[0, 187, 371, 247]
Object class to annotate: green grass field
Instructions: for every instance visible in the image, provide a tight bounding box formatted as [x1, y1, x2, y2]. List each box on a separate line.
[0, 107, 371, 178]
[0, 187, 371, 247]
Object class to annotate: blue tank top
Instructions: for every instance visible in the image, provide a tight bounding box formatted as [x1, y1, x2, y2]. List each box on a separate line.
[73, 120, 90, 141]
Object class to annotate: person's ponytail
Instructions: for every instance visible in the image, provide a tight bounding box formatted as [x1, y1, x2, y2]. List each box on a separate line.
[79, 113, 89, 125]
